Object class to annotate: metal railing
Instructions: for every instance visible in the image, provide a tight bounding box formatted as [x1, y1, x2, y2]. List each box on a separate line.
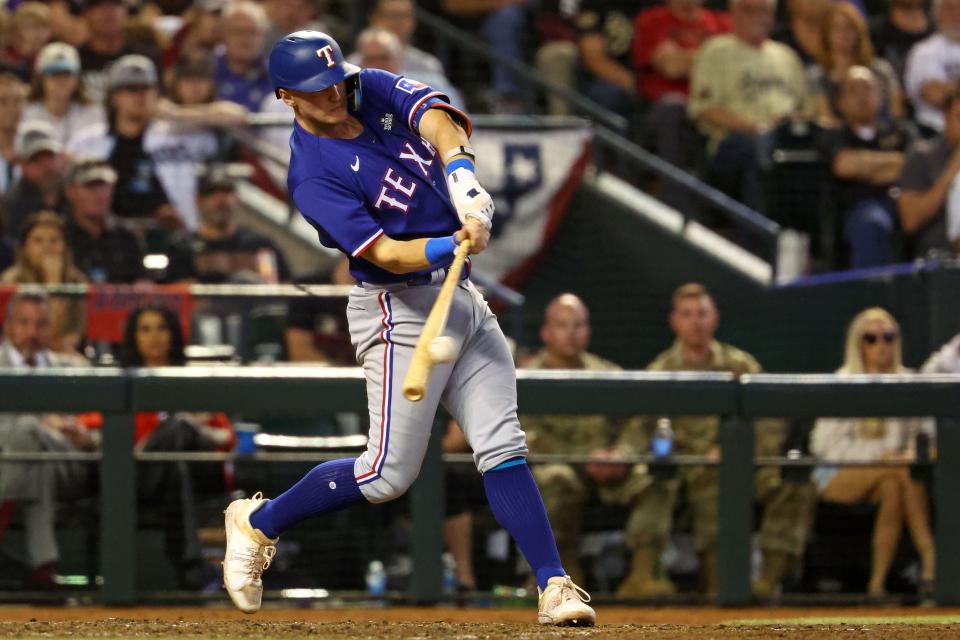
[3, 278, 526, 350]
[2, 369, 960, 605]
[591, 127, 782, 267]
[414, 10, 629, 133]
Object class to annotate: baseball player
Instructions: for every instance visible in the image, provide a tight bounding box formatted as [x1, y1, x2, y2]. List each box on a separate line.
[221, 31, 595, 627]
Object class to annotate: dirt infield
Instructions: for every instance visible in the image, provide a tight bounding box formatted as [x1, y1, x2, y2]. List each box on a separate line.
[0, 607, 959, 639]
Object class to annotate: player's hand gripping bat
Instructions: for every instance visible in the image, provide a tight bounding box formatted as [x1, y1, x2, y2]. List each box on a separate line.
[402, 238, 472, 402]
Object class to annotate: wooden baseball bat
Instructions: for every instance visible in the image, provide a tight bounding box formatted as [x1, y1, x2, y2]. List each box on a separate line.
[402, 238, 472, 402]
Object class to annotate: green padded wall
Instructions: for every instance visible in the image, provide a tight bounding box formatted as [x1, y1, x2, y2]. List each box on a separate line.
[518, 182, 960, 373]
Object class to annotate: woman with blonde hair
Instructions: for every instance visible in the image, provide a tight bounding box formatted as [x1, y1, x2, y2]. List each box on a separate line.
[0, 210, 87, 353]
[810, 307, 935, 597]
[810, 2, 905, 127]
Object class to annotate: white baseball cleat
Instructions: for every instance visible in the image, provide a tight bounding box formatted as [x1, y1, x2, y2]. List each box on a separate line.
[537, 575, 596, 626]
[222, 492, 277, 613]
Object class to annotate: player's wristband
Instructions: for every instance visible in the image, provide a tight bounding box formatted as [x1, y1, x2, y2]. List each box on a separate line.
[446, 157, 475, 176]
[424, 234, 458, 265]
[442, 146, 475, 163]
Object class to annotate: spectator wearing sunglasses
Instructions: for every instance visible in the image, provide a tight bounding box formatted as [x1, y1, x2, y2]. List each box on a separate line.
[810, 307, 935, 598]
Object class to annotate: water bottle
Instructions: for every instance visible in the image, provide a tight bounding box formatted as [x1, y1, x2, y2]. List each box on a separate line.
[651, 417, 674, 459]
[365, 560, 386, 597]
[441, 552, 457, 596]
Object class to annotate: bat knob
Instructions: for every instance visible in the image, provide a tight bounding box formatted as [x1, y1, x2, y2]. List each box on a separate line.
[403, 383, 425, 402]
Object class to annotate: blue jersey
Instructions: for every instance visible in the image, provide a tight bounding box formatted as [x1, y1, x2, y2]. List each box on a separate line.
[287, 69, 472, 284]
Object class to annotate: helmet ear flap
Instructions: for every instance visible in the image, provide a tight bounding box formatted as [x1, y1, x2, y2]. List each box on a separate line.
[347, 74, 362, 111]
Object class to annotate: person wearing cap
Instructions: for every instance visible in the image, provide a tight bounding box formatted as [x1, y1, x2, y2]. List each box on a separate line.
[2, 120, 68, 241]
[23, 42, 106, 146]
[214, 1, 273, 112]
[68, 54, 218, 230]
[97, 53, 175, 225]
[164, 165, 289, 283]
[64, 157, 144, 283]
[77, 0, 159, 102]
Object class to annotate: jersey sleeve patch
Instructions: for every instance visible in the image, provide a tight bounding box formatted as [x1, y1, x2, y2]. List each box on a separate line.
[395, 77, 428, 95]
[363, 69, 474, 139]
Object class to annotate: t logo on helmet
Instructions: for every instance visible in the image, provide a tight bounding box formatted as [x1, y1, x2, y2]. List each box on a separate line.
[316, 45, 336, 68]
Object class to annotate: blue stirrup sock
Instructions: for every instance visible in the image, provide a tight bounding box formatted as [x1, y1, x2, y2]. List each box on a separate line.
[249, 457, 363, 539]
[483, 457, 566, 590]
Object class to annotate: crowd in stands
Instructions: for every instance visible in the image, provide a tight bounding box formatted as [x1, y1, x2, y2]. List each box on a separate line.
[426, 0, 959, 269]
[0, 0, 954, 282]
[0, 0, 957, 602]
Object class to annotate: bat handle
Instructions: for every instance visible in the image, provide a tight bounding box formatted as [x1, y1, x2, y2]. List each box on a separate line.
[401, 238, 472, 402]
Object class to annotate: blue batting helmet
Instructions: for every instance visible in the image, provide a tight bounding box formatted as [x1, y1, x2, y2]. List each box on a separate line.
[269, 31, 360, 98]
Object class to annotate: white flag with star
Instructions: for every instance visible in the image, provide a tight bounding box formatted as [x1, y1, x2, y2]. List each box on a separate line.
[469, 124, 592, 284]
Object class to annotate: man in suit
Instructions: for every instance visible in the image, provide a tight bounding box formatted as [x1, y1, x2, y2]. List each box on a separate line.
[0, 293, 93, 587]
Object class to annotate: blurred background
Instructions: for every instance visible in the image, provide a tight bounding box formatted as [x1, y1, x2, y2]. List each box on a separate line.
[0, 0, 958, 611]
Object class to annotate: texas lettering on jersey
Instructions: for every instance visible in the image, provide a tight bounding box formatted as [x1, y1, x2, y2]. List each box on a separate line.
[373, 141, 435, 213]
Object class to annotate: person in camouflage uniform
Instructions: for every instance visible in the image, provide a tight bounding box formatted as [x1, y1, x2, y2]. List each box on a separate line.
[631, 283, 817, 597]
[521, 293, 673, 597]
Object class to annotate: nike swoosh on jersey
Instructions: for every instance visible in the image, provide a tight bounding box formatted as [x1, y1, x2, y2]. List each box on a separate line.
[351, 155, 360, 172]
